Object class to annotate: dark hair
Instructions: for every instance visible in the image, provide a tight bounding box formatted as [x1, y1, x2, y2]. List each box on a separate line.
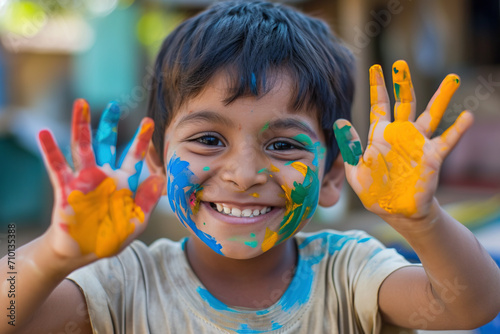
[147, 0, 355, 171]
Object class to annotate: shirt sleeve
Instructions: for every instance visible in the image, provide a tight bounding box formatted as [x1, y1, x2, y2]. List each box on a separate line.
[347, 232, 421, 334]
[66, 242, 149, 334]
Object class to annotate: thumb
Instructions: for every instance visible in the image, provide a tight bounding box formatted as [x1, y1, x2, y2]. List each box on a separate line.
[333, 119, 363, 167]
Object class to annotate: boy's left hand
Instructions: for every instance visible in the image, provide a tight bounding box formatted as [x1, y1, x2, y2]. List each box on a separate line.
[334, 60, 473, 226]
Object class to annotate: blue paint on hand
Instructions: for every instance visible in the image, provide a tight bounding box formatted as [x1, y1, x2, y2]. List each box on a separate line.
[128, 160, 143, 193]
[95, 101, 121, 168]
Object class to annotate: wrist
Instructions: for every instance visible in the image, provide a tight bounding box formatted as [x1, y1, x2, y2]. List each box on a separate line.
[380, 198, 443, 238]
[30, 229, 96, 280]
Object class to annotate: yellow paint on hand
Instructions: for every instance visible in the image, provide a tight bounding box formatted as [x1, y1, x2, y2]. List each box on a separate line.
[369, 65, 387, 146]
[393, 61, 413, 121]
[358, 121, 426, 216]
[66, 177, 144, 258]
[428, 75, 460, 133]
[262, 227, 278, 252]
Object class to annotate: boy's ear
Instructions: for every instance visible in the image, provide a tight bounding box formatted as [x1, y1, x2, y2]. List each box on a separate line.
[146, 142, 165, 176]
[318, 153, 345, 207]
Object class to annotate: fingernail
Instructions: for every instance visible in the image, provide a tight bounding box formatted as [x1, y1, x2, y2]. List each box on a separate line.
[74, 99, 90, 123]
[369, 64, 383, 86]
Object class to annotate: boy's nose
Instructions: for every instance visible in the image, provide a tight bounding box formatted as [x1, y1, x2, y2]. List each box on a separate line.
[220, 147, 268, 192]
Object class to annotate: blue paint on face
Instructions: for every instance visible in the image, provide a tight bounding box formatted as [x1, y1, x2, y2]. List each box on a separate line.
[128, 160, 143, 192]
[95, 101, 120, 168]
[167, 153, 223, 255]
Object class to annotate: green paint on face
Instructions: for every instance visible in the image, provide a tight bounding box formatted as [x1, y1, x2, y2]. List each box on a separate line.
[293, 134, 313, 146]
[203, 166, 210, 171]
[260, 122, 270, 132]
[333, 123, 362, 166]
[394, 83, 401, 100]
[278, 162, 320, 243]
[257, 168, 268, 174]
[244, 241, 258, 248]
[292, 134, 324, 167]
[250, 233, 256, 238]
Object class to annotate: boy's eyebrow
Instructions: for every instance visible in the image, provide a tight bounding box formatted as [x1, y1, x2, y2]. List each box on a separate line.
[267, 118, 319, 140]
[176, 110, 234, 128]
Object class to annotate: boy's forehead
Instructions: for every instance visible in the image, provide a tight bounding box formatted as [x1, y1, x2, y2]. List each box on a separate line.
[173, 71, 321, 128]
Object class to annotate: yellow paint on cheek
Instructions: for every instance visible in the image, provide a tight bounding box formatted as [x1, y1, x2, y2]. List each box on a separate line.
[261, 227, 278, 252]
[358, 121, 426, 216]
[66, 177, 144, 258]
[250, 192, 260, 198]
[290, 161, 307, 177]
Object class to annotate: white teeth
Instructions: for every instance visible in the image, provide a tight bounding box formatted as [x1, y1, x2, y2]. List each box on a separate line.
[212, 203, 272, 217]
[242, 209, 252, 217]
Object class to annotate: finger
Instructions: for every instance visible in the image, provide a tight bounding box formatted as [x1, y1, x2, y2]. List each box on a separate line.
[370, 64, 391, 124]
[392, 60, 416, 122]
[434, 111, 474, 160]
[334, 119, 363, 166]
[71, 99, 96, 171]
[38, 129, 73, 189]
[118, 118, 155, 192]
[95, 101, 121, 168]
[416, 74, 460, 137]
[135, 175, 166, 215]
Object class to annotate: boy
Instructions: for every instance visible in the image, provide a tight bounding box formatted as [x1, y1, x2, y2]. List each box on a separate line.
[2, 1, 500, 333]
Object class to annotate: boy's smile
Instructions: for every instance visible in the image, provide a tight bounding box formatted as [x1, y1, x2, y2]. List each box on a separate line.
[161, 72, 331, 259]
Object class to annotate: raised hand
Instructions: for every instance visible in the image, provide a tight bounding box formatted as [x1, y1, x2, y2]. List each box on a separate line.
[39, 99, 165, 262]
[334, 60, 473, 221]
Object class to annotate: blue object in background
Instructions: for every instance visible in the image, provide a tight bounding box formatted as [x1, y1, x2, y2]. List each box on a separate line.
[73, 6, 140, 109]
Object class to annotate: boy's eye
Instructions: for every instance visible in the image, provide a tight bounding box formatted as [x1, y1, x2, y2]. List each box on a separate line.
[196, 135, 223, 146]
[267, 141, 298, 151]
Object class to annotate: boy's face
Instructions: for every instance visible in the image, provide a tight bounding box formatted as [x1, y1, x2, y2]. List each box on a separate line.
[160, 72, 341, 259]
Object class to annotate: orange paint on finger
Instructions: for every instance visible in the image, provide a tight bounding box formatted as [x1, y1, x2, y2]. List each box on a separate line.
[65, 177, 144, 258]
[428, 75, 460, 132]
[135, 120, 154, 159]
[393, 62, 413, 121]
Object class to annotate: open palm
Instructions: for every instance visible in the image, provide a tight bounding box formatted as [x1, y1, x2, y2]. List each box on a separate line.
[39, 99, 164, 261]
[334, 60, 473, 220]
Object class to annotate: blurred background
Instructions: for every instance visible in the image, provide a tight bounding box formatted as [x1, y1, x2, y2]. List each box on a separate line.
[0, 0, 499, 332]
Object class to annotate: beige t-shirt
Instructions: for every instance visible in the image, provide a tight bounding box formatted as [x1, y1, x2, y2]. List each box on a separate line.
[68, 229, 418, 333]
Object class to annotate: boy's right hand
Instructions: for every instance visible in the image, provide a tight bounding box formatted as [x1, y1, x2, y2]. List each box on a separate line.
[39, 99, 165, 267]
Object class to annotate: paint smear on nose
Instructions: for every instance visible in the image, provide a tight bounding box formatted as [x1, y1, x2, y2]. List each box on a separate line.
[64, 177, 144, 258]
[167, 153, 223, 255]
[359, 121, 427, 216]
